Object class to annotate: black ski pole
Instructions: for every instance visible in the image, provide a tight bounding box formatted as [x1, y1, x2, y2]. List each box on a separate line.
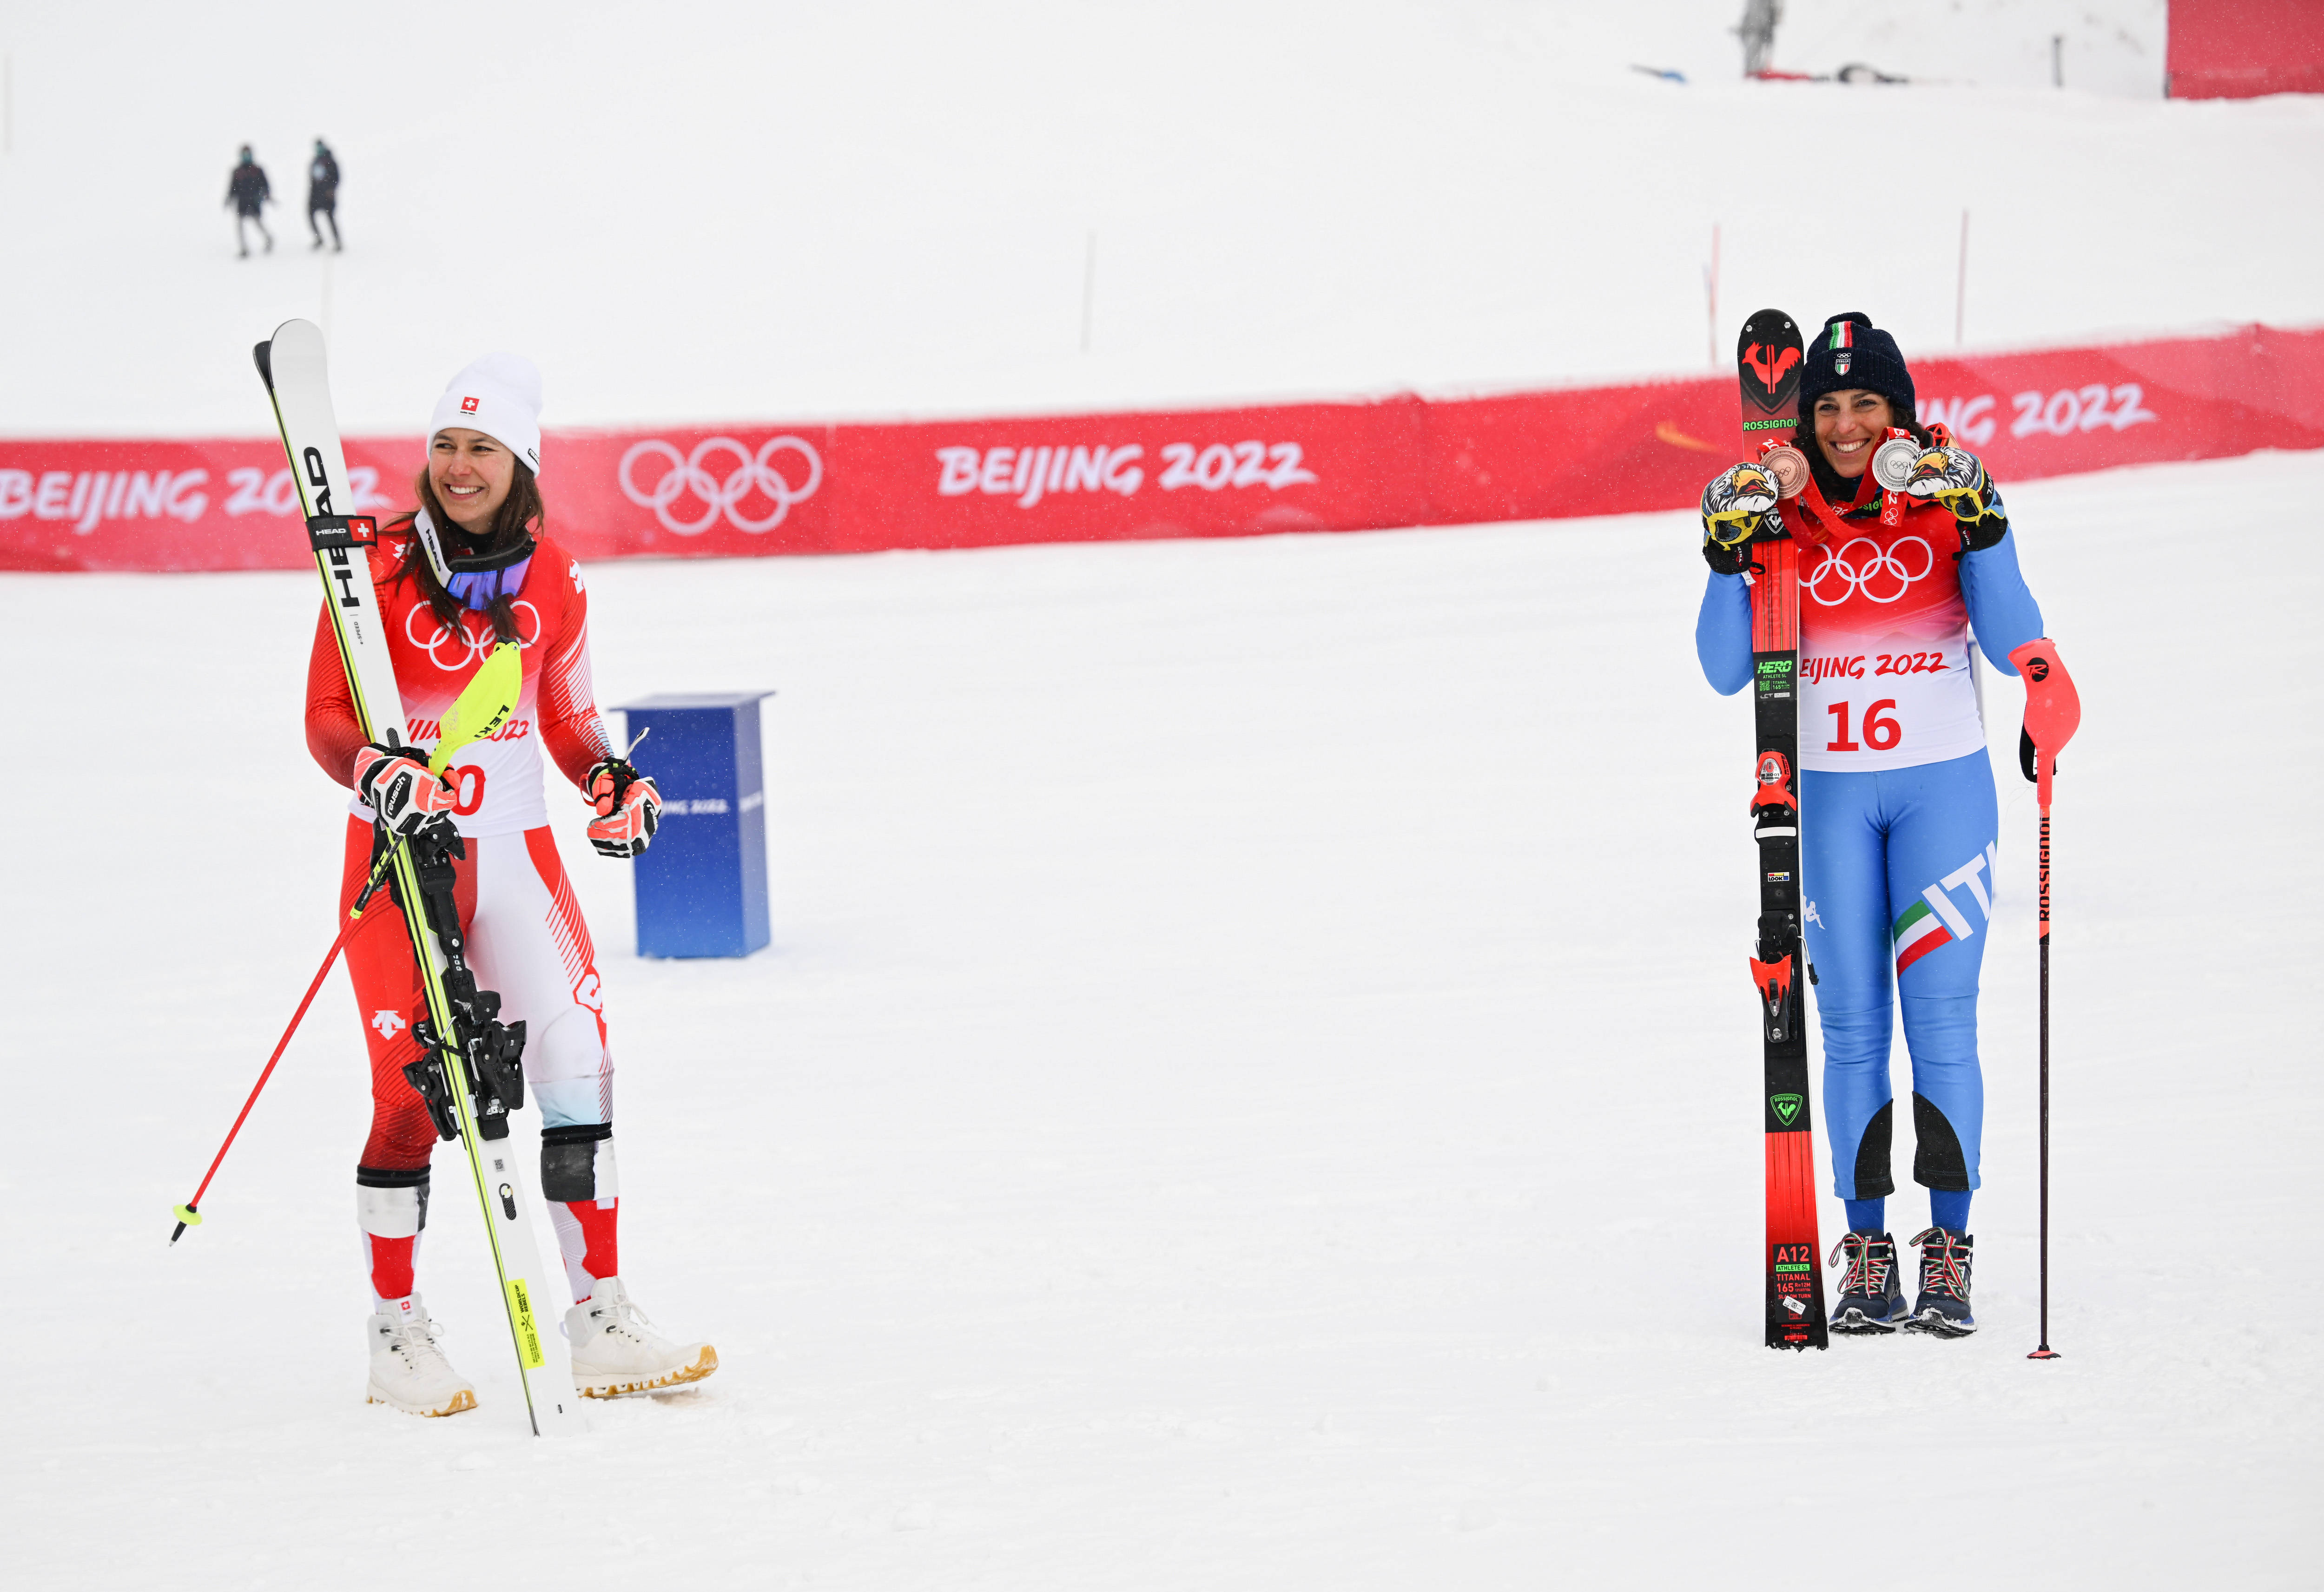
[2027, 793, 2058, 1360]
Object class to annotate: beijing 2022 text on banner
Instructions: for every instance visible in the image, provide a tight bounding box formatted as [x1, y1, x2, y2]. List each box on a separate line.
[5, 323, 2319, 573]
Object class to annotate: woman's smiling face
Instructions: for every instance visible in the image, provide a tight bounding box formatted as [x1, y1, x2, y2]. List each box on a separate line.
[429, 428, 515, 532]
[1811, 389, 1896, 479]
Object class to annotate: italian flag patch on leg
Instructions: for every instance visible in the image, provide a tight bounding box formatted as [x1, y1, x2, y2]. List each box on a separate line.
[1892, 899, 1954, 973]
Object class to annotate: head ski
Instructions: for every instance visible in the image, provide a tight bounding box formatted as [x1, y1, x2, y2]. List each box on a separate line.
[1736, 309, 1829, 1351]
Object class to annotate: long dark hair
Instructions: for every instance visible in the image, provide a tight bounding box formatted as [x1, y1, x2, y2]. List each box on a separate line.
[386, 464, 545, 646]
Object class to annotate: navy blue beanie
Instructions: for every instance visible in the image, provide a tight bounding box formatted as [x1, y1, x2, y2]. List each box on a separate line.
[1799, 312, 1915, 421]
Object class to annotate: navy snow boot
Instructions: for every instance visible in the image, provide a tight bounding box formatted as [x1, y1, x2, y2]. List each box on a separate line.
[1905, 1227, 1977, 1336]
[1827, 1231, 1908, 1334]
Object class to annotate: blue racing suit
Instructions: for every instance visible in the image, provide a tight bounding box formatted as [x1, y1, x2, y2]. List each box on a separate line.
[1697, 486, 2042, 1203]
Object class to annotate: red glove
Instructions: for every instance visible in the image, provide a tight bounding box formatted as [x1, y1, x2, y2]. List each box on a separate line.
[352, 743, 457, 837]
[584, 758, 661, 858]
[2007, 639, 2080, 806]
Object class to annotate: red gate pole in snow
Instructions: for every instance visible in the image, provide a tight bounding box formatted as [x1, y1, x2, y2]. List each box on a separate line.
[1955, 210, 1969, 347]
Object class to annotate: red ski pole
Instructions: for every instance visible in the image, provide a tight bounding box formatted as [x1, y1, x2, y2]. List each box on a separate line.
[169, 836, 406, 1243]
[2009, 639, 2080, 1360]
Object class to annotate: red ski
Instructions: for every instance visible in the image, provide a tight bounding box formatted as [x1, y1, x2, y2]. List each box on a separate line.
[1736, 308, 1828, 1350]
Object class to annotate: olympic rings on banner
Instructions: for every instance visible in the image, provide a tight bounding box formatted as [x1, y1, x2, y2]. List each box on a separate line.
[618, 436, 824, 535]
[406, 600, 541, 671]
[1804, 536, 1933, 606]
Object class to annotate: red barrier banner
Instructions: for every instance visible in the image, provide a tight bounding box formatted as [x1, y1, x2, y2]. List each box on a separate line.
[5, 323, 2319, 573]
[0, 437, 416, 573]
[547, 398, 1429, 560]
[2167, 0, 2324, 99]
[1426, 322, 2324, 527]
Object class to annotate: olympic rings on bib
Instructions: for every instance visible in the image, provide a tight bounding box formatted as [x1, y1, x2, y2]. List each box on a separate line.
[407, 600, 541, 671]
[618, 436, 824, 535]
[1804, 536, 1933, 606]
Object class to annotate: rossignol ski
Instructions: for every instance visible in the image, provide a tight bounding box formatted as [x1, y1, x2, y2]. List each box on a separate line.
[1736, 308, 1829, 1350]
[257, 319, 581, 1434]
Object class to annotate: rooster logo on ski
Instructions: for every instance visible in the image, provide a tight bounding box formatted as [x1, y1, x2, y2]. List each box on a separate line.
[1743, 342, 1802, 399]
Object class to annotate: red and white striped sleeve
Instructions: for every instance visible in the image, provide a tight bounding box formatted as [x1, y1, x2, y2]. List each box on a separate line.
[538, 552, 614, 789]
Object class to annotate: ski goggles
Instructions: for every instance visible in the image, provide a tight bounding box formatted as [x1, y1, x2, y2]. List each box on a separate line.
[414, 507, 534, 610]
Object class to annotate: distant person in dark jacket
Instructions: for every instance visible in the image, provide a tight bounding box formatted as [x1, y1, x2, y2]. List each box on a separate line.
[226, 145, 273, 257]
[308, 138, 342, 252]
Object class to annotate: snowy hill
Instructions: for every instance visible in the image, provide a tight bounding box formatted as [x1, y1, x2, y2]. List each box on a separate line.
[3, 4, 2321, 1585]
[7, 451, 2320, 1586]
[0, 0, 2315, 437]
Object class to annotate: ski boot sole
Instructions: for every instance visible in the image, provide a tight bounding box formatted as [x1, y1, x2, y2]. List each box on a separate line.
[1829, 1305, 1906, 1335]
[574, 1344, 719, 1400]
[366, 1384, 478, 1417]
[1902, 1309, 1976, 1338]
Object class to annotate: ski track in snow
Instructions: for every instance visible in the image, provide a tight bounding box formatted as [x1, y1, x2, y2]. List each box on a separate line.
[2, 450, 2317, 1587]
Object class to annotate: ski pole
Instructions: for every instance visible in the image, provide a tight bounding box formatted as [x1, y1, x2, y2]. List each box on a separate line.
[169, 834, 408, 1243]
[2008, 639, 2079, 1361]
[2028, 785, 2058, 1360]
[173, 645, 521, 1243]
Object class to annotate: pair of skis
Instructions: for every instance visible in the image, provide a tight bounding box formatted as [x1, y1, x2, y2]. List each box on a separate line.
[208, 321, 580, 1434]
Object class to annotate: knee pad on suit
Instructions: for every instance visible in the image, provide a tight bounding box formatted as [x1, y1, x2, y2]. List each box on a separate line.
[356, 1164, 430, 1237]
[541, 1123, 618, 1204]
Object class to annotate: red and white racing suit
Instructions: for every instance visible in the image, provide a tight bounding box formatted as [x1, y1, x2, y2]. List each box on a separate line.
[306, 528, 621, 1306]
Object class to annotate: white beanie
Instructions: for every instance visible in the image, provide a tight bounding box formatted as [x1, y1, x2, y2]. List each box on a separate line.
[427, 353, 545, 480]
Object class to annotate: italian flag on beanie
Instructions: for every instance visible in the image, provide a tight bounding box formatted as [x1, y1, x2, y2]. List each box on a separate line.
[1800, 311, 1915, 418]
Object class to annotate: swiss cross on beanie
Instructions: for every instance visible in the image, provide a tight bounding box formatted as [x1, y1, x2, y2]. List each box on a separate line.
[428, 353, 544, 479]
[1799, 312, 1915, 421]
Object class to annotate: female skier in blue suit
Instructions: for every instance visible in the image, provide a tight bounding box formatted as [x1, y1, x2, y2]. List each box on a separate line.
[1695, 312, 2072, 1335]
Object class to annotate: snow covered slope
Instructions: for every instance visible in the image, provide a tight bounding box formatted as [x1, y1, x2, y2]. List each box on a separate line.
[5, 450, 2316, 1587]
[0, 0, 2316, 436]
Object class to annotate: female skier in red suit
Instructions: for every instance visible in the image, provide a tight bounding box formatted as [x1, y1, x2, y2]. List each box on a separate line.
[305, 353, 715, 1415]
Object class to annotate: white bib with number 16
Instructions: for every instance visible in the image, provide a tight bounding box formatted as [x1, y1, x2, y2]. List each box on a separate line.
[1796, 520, 1985, 774]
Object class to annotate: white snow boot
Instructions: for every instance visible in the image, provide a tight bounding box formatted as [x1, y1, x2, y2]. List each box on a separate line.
[565, 1276, 718, 1398]
[365, 1297, 477, 1417]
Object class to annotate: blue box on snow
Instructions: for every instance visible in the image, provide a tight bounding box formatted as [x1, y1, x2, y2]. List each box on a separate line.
[612, 692, 773, 959]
